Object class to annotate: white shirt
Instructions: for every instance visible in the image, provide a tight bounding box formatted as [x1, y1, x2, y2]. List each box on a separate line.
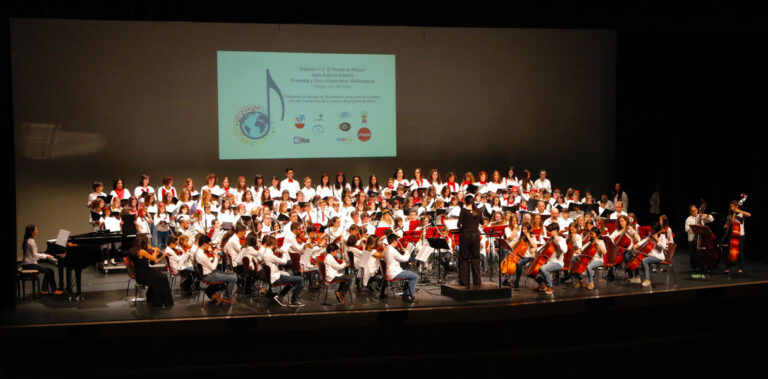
[156, 186, 177, 201]
[545, 236, 568, 266]
[223, 234, 242, 267]
[87, 191, 106, 207]
[609, 211, 628, 220]
[324, 252, 348, 282]
[262, 248, 290, 284]
[234, 246, 261, 266]
[133, 186, 154, 198]
[502, 177, 519, 188]
[109, 189, 130, 201]
[685, 214, 714, 242]
[649, 234, 668, 260]
[280, 178, 301, 198]
[22, 238, 48, 265]
[301, 187, 316, 200]
[384, 245, 411, 279]
[201, 184, 223, 197]
[316, 186, 333, 199]
[194, 248, 219, 276]
[533, 178, 552, 193]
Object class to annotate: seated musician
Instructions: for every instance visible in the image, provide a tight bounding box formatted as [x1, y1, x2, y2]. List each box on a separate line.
[223, 224, 246, 272]
[381, 233, 419, 303]
[168, 234, 197, 294]
[262, 235, 304, 307]
[194, 235, 237, 305]
[324, 243, 352, 304]
[21, 225, 63, 295]
[640, 223, 669, 287]
[129, 235, 173, 307]
[512, 222, 539, 288]
[610, 215, 642, 282]
[534, 223, 568, 294]
[608, 201, 628, 219]
[571, 227, 606, 290]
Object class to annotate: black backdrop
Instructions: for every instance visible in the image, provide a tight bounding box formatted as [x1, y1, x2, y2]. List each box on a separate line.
[3, 2, 765, 311]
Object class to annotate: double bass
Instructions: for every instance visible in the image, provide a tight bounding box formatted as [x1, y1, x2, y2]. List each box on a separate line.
[723, 194, 747, 264]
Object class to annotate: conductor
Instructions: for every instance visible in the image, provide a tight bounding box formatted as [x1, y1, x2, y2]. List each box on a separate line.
[457, 194, 483, 287]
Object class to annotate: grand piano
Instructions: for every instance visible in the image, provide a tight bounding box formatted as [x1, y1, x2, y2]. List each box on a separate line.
[46, 231, 136, 299]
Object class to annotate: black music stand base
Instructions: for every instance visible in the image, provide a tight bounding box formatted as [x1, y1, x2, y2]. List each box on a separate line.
[440, 283, 512, 302]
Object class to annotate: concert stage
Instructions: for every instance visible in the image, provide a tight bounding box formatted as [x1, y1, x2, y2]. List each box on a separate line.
[3, 251, 768, 376]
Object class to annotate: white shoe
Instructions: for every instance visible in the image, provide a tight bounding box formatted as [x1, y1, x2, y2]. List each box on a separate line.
[103, 260, 109, 266]
[630, 277, 642, 284]
[273, 295, 286, 306]
[642, 280, 651, 287]
[110, 258, 117, 265]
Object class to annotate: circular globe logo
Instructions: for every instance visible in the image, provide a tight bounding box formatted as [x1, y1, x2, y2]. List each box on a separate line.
[239, 111, 270, 140]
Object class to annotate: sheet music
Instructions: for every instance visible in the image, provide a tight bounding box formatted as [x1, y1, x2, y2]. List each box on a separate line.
[56, 229, 70, 247]
[444, 219, 459, 230]
[415, 244, 433, 263]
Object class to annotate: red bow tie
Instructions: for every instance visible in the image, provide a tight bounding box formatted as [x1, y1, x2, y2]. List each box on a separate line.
[288, 179, 293, 183]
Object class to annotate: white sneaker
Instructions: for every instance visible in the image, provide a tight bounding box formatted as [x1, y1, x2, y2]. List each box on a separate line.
[631, 277, 642, 284]
[110, 258, 117, 265]
[642, 280, 651, 287]
[103, 260, 109, 266]
[273, 295, 286, 306]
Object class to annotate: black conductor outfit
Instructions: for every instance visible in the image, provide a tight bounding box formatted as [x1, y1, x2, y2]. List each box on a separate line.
[457, 205, 483, 286]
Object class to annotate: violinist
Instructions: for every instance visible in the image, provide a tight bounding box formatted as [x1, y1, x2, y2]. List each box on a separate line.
[511, 222, 539, 288]
[194, 235, 237, 305]
[534, 223, 568, 294]
[129, 235, 173, 307]
[640, 222, 669, 287]
[164, 234, 182, 273]
[262, 235, 304, 307]
[380, 233, 418, 302]
[223, 224, 247, 271]
[324, 243, 352, 304]
[357, 235, 385, 290]
[300, 224, 326, 271]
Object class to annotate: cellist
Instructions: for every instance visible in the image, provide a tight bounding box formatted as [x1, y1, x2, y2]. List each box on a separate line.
[570, 227, 606, 290]
[512, 222, 539, 289]
[640, 222, 669, 287]
[533, 223, 568, 295]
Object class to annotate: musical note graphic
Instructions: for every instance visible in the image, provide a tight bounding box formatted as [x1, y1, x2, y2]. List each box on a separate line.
[240, 69, 285, 140]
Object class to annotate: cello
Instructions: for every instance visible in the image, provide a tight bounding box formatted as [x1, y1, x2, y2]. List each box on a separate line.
[526, 238, 556, 279]
[501, 232, 530, 276]
[624, 228, 664, 271]
[571, 240, 597, 275]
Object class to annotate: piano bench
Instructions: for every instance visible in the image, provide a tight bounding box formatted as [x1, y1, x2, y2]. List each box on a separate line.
[17, 268, 40, 299]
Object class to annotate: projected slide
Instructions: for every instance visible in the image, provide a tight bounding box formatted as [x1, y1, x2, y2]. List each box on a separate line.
[217, 51, 396, 160]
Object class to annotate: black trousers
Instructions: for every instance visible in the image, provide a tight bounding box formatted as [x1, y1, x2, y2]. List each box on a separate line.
[22, 263, 56, 292]
[459, 235, 482, 286]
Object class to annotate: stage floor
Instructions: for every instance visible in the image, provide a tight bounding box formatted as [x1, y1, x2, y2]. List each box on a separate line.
[3, 250, 767, 327]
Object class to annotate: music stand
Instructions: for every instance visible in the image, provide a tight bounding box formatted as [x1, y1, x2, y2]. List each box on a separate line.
[690, 224, 717, 278]
[427, 237, 451, 285]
